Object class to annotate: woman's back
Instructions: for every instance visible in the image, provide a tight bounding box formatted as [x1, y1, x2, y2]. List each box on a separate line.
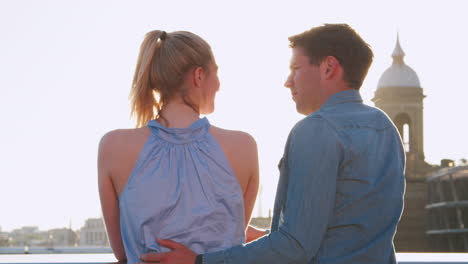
[98, 30, 258, 263]
[99, 118, 258, 263]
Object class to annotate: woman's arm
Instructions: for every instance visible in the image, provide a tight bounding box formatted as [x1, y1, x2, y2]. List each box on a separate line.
[241, 134, 259, 230]
[98, 134, 126, 262]
[246, 225, 267, 242]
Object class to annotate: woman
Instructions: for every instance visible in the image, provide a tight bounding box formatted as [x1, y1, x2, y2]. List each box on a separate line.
[97, 30, 259, 263]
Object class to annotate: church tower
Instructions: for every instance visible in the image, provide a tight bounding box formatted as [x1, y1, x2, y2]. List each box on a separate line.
[372, 35, 430, 179]
[372, 35, 437, 251]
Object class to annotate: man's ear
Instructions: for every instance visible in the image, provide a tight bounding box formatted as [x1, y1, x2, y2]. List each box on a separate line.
[321, 56, 340, 80]
[193, 66, 205, 88]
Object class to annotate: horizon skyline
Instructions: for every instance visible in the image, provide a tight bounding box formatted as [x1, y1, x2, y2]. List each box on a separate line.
[1, 0, 467, 232]
[0, 214, 278, 233]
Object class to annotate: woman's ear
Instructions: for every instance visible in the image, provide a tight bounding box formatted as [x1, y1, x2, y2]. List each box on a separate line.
[193, 66, 206, 88]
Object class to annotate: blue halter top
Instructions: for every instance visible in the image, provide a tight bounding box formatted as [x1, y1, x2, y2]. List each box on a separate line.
[118, 117, 245, 263]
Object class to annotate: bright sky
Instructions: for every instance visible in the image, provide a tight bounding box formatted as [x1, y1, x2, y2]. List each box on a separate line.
[1, 0, 467, 232]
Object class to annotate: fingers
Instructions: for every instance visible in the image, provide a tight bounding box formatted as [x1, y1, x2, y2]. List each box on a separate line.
[157, 238, 184, 250]
[140, 252, 165, 262]
[138, 239, 186, 263]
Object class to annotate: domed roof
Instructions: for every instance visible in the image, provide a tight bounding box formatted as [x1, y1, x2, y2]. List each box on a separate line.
[377, 35, 421, 88]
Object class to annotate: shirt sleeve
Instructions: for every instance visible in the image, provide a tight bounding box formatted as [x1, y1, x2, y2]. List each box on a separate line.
[204, 116, 343, 264]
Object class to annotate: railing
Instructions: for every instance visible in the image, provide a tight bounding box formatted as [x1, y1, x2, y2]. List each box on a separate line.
[1, 253, 468, 264]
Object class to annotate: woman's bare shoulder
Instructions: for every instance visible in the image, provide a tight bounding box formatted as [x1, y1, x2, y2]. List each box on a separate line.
[210, 125, 257, 152]
[99, 127, 151, 154]
[210, 126, 259, 191]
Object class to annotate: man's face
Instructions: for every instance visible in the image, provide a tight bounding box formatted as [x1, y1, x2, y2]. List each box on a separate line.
[284, 47, 326, 115]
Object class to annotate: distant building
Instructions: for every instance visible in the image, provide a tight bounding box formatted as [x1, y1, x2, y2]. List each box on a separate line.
[79, 218, 109, 247]
[372, 35, 436, 179]
[250, 216, 272, 230]
[372, 35, 437, 252]
[47, 228, 77, 247]
[0, 230, 9, 247]
[12, 226, 39, 235]
[9, 226, 47, 247]
[426, 165, 468, 251]
[250, 209, 272, 230]
[373, 35, 466, 252]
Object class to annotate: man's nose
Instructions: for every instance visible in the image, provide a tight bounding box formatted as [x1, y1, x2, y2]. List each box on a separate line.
[284, 75, 293, 88]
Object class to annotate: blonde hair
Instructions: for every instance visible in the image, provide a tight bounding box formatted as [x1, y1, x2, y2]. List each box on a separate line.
[129, 30, 213, 127]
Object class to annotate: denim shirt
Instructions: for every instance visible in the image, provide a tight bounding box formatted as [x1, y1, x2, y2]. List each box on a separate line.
[204, 89, 406, 264]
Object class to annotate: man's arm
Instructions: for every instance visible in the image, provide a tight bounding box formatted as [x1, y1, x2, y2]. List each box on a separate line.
[203, 117, 342, 263]
[140, 117, 342, 264]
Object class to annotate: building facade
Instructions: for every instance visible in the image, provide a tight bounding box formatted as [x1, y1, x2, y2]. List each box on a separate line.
[426, 165, 468, 251]
[47, 228, 77, 247]
[79, 218, 109, 247]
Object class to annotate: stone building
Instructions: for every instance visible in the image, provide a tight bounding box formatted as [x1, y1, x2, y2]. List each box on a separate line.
[372, 35, 439, 251]
[47, 228, 77, 247]
[426, 165, 468, 251]
[79, 218, 109, 247]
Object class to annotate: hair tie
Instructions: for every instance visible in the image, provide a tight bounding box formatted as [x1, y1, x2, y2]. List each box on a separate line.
[160, 31, 167, 40]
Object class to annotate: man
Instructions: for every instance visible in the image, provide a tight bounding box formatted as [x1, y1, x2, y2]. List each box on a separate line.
[140, 23, 405, 264]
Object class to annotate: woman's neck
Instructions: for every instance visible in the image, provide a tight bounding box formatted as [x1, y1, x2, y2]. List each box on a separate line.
[159, 100, 200, 128]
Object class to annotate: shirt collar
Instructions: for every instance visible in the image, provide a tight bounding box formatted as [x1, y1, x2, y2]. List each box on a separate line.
[320, 89, 363, 111]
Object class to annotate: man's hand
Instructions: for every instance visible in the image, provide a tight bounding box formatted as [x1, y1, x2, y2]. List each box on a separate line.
[138, 239, 197, 264]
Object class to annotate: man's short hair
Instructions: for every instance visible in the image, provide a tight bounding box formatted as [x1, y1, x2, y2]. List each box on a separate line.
[289, 24, 373, 89]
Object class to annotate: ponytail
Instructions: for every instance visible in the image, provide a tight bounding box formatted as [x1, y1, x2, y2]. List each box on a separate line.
[130, 30, 165, 127]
